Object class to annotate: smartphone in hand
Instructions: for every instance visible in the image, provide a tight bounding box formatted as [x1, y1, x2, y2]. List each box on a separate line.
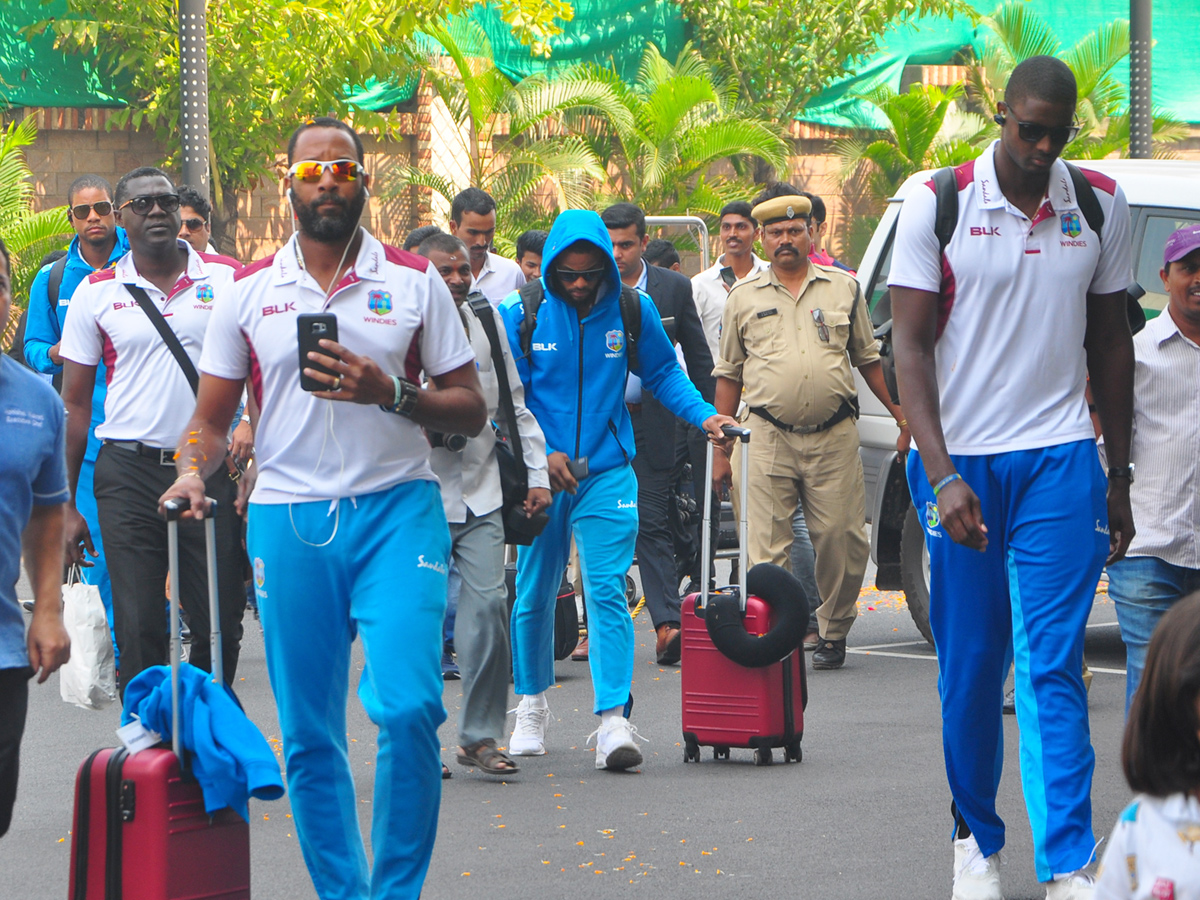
[297, 313, 339, 392]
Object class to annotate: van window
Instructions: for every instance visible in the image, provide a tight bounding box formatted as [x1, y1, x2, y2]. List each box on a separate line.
[867, 223, 896, 327]
[1136, 211, 1200, 317]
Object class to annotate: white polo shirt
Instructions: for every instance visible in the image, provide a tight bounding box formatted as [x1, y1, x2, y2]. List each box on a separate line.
[199, 231, 475, 504]
[60, 242, 240, 448]
[888, 142, 1132, 455]
[691, 253, 769, 362]
[472, 251, 526, 306]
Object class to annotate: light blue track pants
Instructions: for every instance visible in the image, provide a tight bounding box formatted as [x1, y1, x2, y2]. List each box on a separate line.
[247, 480, 450, 900]
[908, 441, 1107, 881]
[512, 464, 639, 715]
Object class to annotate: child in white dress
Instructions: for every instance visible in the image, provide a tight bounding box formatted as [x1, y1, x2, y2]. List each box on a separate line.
[1096, 592, 1200, 900]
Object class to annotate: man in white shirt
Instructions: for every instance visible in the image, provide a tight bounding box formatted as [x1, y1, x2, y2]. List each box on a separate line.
[1107, 223, 1200, 714]
[691, 201, 769, 361]
[60, 166, 245, 693]
[890, 57, 1135, 900]
[160, 118, 487, 900]
[448, 187, 525, 305]
[418, 233, 551, 776]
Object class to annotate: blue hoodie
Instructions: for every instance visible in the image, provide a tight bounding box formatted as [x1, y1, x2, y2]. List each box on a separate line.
[499, 210, 716, 476]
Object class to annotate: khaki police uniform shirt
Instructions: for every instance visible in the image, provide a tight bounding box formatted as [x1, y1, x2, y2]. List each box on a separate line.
[713, 262, 879, 428]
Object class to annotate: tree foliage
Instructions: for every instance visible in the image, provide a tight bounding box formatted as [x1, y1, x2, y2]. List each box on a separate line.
[384, 18, 615, 253]
[562, 44, 789, 216]
[966, 2, 1186, 159]
[28, 0, 571, 252]
[673, 0, 971, 122]
[0, 116, 72, 347]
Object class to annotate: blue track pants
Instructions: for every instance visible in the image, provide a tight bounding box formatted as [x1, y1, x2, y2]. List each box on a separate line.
[512, 464, 638, 715]
[247, 480, 450, 900]
[907, 441, 1107, 881]
[77, 453, 116, 668]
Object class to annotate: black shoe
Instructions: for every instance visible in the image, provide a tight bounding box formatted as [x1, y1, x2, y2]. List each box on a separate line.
[812, 638, 846, 670]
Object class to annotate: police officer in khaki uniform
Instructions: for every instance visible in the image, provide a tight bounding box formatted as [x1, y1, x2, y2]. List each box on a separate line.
[712, 185, 908, 669]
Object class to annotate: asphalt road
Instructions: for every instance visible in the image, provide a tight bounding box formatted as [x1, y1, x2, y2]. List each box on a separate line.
[5, 560, 1130, 900]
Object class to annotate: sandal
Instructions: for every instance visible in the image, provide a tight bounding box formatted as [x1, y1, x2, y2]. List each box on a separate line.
[457, 738, 520, 775]
[442, 763, 452, 780]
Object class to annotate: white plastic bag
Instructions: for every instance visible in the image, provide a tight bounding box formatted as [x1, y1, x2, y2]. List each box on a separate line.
[59, 567, 117, 710]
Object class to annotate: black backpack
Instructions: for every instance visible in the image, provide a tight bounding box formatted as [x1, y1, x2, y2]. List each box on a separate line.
[516, 279, 643, 372]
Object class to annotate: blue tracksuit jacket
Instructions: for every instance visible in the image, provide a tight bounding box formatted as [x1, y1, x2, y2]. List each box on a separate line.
[498, 210, 715, 475]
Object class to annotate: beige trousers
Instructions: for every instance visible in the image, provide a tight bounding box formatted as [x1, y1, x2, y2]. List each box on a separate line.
[732, 415, 869, 641]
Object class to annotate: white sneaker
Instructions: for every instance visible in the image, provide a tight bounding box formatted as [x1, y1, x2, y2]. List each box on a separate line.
[952, 836, 1003, 900]
[1045, 872, 1095, 900]
[508, 698, 550, 756]
[588, 716, 645, 771]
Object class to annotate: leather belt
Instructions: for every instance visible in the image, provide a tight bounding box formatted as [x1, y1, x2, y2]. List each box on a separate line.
[103, 439, 176, 466]
[749, 398, 858, 435]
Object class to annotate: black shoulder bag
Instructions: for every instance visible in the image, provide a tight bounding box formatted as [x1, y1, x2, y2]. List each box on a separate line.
[125, 284, 240, 481]
[467, 292, 548, 545]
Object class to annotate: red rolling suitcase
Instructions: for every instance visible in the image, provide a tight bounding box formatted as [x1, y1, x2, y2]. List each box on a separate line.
[681, 428, 807, 766]
[68, 499, 251, 899]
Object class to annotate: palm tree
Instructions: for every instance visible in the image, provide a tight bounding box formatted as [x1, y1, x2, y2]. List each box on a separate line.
[0, 115, 73, 349]
[561, 44, 789, 217]
[834, 83, 989, 206]
[965, 2, 1186, 159]
[382, 18, 627, 253]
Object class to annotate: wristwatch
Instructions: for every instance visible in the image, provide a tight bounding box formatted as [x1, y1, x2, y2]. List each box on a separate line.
[380, 375, 419, 417]
[1107, 463, 1135, 484]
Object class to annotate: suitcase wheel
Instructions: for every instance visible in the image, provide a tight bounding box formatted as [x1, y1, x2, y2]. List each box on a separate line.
[785, 739, 803, 764]
[713, 746, 730, 761]
[754, 747, 773, 767]
[683, 737, 701, 763]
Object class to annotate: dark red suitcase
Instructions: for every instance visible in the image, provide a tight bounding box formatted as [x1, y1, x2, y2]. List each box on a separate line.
[68, 500, 251, 899]
[679, 428, 807, 766]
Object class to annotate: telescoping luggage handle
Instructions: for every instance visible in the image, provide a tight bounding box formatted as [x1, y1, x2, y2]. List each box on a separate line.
[163, 497, 221, 761]
[700, 425, 751, 615]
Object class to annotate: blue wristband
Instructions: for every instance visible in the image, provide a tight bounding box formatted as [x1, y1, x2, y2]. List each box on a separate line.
[932, 473, 962, 496]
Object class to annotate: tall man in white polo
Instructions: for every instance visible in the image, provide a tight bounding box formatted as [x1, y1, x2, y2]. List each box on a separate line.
[161, 118, 486, 900]
[59, 167, 245, 693]
[891, 57, 1135, 900]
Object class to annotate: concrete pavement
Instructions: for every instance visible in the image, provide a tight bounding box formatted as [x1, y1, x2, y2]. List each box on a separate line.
[5, 569, 1130, 900]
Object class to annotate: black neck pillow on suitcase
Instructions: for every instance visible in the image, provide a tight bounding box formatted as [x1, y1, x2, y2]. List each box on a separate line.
[704, 563, 810, 668]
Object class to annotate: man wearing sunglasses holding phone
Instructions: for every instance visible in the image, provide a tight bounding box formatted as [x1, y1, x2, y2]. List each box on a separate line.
[890, 57, 1134, 900]
[58, 167, 246, 695]
[23, 174, 129, 666]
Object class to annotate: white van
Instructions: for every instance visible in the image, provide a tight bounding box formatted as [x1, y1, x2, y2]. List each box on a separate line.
[853, 159, 1200, 642]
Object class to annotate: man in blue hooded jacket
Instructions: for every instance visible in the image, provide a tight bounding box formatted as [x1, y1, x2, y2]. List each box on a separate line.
[499, 210, 738, 770]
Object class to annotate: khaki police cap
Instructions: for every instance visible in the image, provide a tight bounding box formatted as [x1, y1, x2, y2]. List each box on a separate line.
[752, 194, 812, 226]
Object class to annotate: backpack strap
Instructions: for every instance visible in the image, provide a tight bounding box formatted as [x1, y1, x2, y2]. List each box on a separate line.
[618, 285, 642, 373]
[931, 167, 959, 255]
[125, 284, 199, 394]
[1064, 161, 1104, 242]
[47, 255, 68, 311]
[468, 291, 529, 488]
[516, 280, 544, 360]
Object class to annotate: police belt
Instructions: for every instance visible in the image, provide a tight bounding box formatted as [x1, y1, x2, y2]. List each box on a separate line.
[749, 398, 858, 435]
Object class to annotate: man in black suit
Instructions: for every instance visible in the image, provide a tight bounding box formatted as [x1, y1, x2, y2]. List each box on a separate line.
[602, 203, 716, 664]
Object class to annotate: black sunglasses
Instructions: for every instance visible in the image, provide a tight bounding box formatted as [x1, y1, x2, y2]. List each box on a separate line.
[69, 201, 114, 219]
[118, 193, 182, 216]
[994, 114, 1080, 145]
[555, 266, 606, 285]
[180, 217, 208, 231]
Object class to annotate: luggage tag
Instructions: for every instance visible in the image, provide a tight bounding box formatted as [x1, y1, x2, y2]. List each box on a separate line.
[116, 715, 163, 756]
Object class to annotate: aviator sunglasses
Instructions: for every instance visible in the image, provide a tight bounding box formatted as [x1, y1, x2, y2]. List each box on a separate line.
[69, 201, 114, 219]
[118, 193, 182, 216]
[288, 159, 364, 183]
[993, 113, 1080, 145]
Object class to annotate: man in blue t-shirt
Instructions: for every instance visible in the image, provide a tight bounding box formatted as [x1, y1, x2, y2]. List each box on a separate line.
[23, 174, 128, 659]
[0, 237, 72, 838]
